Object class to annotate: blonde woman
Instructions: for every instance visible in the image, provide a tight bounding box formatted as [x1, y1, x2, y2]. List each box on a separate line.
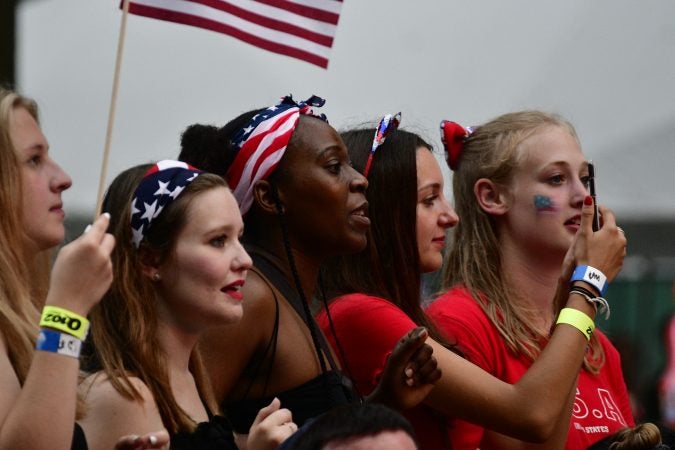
[428, 111, 633, 449]
[0, 88, 123, 450]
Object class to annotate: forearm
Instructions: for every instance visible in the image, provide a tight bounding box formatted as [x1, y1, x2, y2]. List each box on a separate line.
[0, 352, 79, 450]
[478, 380, 577, 450]
[423, 295, 594, 441]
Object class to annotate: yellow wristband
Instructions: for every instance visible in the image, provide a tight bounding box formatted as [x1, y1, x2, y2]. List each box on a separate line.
[39, 306, 90, 340]
[556, 307, 594, 341]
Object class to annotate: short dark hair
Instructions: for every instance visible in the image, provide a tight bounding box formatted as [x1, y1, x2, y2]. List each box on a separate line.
[290, 403, 418, 450]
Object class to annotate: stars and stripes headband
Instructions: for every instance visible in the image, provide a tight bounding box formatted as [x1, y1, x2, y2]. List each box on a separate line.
[440, 120, 474, 171]
[363, 112, 401, 178]
[130, 160, 202, 248]
[226, 94, 328, 215]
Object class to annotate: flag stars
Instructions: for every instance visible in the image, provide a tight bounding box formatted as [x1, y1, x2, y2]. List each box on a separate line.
[243, 125, 254, 135]
[131, 224, 144, 248]
[169, 185, 185, 199]
[154, 180, 171, 196]
[141, 199, 159, 221]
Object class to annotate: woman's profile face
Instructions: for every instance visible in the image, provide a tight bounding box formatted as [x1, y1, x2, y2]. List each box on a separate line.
[415, 148, 458, 273]
[274, 117, 370, 258]
[156, 186, 253, 332]
[10, 107, 72, 252]
[501, 125, 589, 259]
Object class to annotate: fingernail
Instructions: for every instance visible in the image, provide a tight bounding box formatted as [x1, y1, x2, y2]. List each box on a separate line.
[584, 196, 593, 206]
[149, 435, 157, 445]
[102, 212, 111, 220]
[83, 224, 92, 234]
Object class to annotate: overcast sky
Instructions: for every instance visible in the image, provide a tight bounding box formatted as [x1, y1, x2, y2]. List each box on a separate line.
[16, 0, 675, 219]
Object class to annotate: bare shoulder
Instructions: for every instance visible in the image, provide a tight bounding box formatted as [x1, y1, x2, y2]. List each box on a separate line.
[198, 269, 278, 399]
[79, 373, 164, 450]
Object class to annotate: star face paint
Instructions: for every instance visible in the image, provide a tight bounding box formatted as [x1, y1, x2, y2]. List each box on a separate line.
[533, 194, 558, 212]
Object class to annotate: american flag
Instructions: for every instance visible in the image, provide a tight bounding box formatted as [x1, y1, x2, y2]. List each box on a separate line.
[122, 0, 343, 68]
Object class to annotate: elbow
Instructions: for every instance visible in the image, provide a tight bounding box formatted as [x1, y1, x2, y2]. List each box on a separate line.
[515, 408, 559, 442]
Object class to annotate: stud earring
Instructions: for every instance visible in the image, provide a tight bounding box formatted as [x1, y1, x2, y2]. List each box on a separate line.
[152, 273, 161, 282]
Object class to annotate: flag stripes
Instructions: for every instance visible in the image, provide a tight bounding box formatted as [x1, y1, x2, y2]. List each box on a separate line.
[124, 0, 343, 68]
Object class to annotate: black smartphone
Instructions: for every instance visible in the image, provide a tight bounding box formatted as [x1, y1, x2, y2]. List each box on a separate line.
[588, 161, 600, 231]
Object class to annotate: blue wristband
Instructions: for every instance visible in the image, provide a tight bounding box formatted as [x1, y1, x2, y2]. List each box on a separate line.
[36, 329, 81, 359]
[570, 265, 608, 296]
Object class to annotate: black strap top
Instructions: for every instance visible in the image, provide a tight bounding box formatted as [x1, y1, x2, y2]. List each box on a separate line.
[224, 248, 357, 434]
[72, 423, 88, 450]
[169, 413, 237, 450]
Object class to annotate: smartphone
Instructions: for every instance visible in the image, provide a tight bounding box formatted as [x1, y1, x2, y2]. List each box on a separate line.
[588, 161, 600, 231]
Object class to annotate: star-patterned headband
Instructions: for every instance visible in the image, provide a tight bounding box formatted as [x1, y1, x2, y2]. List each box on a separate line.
[226, 94, 328, 215]
[130, 160, 202, 248]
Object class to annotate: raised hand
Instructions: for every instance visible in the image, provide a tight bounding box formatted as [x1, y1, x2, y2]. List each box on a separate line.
[369, 326, 442, 411]
[246, 397, 297, 450]
[45, 213, 115, 316]
[570, 197, 626, 283]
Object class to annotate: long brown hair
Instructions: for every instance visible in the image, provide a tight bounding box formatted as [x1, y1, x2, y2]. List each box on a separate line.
[0, 89, 50, 384]
[88, 164, 226, 433]
[443, 110, 604, 372]
[322, 126, 449, 345]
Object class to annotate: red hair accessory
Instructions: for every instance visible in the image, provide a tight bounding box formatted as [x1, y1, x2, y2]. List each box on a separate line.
[440, 120, 472, 171]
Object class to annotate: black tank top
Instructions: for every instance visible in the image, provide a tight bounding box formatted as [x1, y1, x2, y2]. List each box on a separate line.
[170, 411, 237, 450]
[224, 249, 357, 434]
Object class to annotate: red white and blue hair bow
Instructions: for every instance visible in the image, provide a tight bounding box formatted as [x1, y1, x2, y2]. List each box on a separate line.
[227, 94, 327, 215]
[440, 120, 473, 171]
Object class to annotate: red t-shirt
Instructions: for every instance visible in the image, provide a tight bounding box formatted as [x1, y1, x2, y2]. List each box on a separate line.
[316, 293, 453, 450]
[427, 286, 635, 450]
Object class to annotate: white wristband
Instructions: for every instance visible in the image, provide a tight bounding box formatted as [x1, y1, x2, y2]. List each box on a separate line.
[36, 329, 82, 359]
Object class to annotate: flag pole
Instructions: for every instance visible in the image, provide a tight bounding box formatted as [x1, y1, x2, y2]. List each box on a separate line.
[94, 0, 131, 218]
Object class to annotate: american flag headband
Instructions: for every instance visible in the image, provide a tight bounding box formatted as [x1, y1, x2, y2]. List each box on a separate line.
[130, 160, 202, 249]
[363, 112, 402, 178]
[226, 95, 328, 216]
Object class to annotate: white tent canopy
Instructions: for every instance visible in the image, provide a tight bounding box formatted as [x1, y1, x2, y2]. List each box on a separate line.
[17, 0, 675, 220]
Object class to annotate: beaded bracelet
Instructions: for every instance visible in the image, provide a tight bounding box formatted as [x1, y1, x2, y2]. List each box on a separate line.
[556, 308, 595, 341]
[570, 285, 611, 319]
[36, 329, 82, 359]
[570, 265, 608, 296]
[39, 305, 90, 340]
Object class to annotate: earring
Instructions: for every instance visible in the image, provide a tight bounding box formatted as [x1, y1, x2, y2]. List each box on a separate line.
[152, 273, 161, 282]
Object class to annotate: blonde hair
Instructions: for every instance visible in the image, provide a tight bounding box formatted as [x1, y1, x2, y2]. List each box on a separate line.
[444, 110, 604, 373]
[608, 423, 663, 450]
[89, 164, 225, 433]
[0, 88, 50, 384]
